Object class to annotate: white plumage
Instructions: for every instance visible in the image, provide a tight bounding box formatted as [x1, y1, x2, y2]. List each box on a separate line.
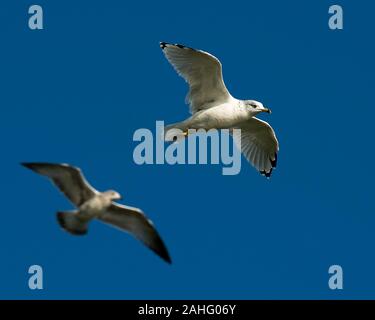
[160, 42, 279, 177]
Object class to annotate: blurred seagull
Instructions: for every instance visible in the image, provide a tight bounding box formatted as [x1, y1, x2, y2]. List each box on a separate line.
[22, 162, 171, 264]
[160, 42, 279, 177]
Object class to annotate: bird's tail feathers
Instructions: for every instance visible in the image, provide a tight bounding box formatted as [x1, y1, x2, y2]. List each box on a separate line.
[164, 121, 189, 142]
[57, 211, 88, 236]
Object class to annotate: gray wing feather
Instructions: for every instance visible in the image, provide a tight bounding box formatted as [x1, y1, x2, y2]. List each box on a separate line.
[233, 118, 279, 177]
[22, 162, 98, 206]
[160, 42, 231, 114]
[99, 203, 171, 264]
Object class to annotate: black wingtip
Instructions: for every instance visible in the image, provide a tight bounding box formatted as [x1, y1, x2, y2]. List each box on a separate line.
[164, 254, 172, 265]
[270, 153, 278, 168]
[21, 162, 39, 171]
[260, 168, 273, 179]
[21, 162, 56, 174]
[156, 242, 172, 265]
[21, 162, 72, 170]
[159, 42, 194, 52]
[21, 162, 32, 169]
[259, 153, 278, 178]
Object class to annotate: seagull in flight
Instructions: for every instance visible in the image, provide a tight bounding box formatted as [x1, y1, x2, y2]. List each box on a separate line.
[160, 42, 279, 177]
[22, 162, 171, 264]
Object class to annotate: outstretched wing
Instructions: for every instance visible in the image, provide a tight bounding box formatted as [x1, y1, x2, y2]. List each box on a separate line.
[99, 203, 171, 264]
[160, 42, 231, 114]
[22, 162, 98, 206]
[233, 118, 279, 178]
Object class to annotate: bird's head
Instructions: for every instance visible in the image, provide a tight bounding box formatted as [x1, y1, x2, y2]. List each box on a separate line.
[244, 100, 271, 115]
[103, 190, 122, 201]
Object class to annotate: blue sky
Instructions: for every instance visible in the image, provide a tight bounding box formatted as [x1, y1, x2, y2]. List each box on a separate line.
[0, 0, 374, 299]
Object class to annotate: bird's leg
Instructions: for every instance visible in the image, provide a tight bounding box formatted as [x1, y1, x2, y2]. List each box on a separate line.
[172, 130, 189, 142]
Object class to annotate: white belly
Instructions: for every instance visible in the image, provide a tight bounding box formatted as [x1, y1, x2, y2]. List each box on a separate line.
[189, 102, 247, 129]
